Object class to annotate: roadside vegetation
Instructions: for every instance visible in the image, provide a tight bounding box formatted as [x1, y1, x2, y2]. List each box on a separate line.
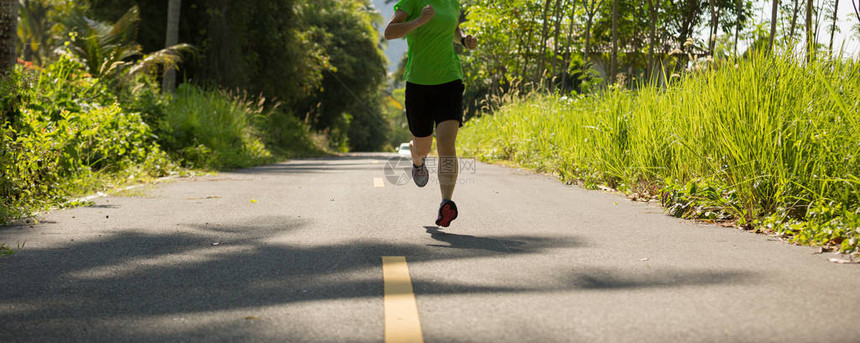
[457, 0, 860, 253]
[462, 54, 860, 253]
[1, 0, 398, 225]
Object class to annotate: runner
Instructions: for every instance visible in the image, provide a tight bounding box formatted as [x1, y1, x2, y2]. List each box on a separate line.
[384, 0, 478, 227]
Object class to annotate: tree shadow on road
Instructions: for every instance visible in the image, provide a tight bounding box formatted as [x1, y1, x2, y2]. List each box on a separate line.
[0, 216, 761, 342]
[564, 267, 755, 290]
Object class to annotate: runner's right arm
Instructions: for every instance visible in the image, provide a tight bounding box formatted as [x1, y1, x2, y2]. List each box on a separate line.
[384, 6, 435, 40]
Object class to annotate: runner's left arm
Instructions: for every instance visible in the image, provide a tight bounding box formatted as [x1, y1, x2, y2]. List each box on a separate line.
[454, 24, 478, 50]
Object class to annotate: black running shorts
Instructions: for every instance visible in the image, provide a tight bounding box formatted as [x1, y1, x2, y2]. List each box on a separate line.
[405, 79, 465, 138]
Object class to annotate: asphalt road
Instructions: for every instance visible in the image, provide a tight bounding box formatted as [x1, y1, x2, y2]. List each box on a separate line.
[1, 153, 859, 342]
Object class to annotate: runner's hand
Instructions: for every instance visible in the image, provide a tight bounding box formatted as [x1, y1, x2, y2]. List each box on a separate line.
[464, 35, 478, 50]
[418, 5, 435, 25]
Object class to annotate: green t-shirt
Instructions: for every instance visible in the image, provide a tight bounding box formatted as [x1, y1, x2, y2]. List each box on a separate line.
[394, 0, 463, 85]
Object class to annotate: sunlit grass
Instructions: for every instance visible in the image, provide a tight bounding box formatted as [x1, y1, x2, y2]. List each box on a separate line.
[461, 54, 860, 253]
[163, 85, 273, 169]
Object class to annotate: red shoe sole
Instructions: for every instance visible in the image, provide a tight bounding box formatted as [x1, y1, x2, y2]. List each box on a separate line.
[436, 202, 458, 227]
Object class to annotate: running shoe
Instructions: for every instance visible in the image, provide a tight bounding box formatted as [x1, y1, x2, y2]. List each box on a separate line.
[412, 158, 429, 187]
[435, 199, 458, 227]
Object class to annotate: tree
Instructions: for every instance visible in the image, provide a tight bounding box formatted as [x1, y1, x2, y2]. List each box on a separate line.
[536, 0, 552, 86]
[734, 0, 742, 56]
[826, 0, 838, 55]
[0, 0, 17, 74]
[582, 0, 604, 68]
[549, 0, 563, 90]
[60, 6, 190, 82]
[561, 0, 579, 92]
[610, 0, 617, 84]
[709, 0, 724, 55]
[770, 0, 778, 53]
[297, 0, 388, 151]
[854, 1, 860, 25]
[787, 0, 802, 46]
[162, 0, 180, 93]
[647, 0, 658, 80]
[853, 1, 860, 37]
[806, 0, 814, 62]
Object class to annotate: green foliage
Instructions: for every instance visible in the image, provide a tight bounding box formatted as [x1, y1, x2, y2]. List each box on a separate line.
[160, 84, 273, 170]
[297, 0, 390, 151]
[57, 5, 192, 86]
[2, 44, 323, 223]
[82, 0, 389, 152]
[458, 0, 759, 116]
[1, 57, 171, 223]
[16, 0, 81, 66]
[0, 242, 23, 257]
[381, 88, 412, 150]
[59, 5, 142, 78]
[257, 106, 321, 158]
[461, 54, 860, 253]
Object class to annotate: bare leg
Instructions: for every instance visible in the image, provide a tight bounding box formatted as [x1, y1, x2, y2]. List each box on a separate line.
[435, 120, 459, 200]
[410, 135, 432, 166]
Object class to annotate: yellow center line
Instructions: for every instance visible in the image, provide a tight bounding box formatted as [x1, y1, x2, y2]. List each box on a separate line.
[374, 178, 385, 188]
[382, 256, 424, 343]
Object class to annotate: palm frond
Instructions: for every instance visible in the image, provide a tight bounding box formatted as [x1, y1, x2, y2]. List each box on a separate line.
[101, 6, 139, 47]
[127, 43, 195, 77]
[59, 5, 143, 79]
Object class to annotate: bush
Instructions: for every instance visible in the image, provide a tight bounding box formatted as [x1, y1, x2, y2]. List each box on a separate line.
[1, 55, 323, 224]
[1, 57, 170, 223]
[257, 106, 321, 158]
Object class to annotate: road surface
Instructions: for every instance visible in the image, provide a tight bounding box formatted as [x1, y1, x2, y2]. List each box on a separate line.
[1, 153, 859, 342]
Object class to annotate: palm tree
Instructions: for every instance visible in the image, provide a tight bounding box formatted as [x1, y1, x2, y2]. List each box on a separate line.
[0, 0, 17, 74]
[59, 5, 191, 83]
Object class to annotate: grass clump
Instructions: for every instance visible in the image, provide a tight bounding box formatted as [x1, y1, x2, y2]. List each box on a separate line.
[159, 84, 323, 170]
[160, 84, 272, 169]
[0, 242, 24, 257]
[460, 54, 860, 253]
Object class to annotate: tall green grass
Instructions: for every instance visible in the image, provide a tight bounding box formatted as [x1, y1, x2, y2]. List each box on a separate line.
[461, 55, 860, 253]
[161, 85, 273, 169]
[161, 84, 323, 170]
